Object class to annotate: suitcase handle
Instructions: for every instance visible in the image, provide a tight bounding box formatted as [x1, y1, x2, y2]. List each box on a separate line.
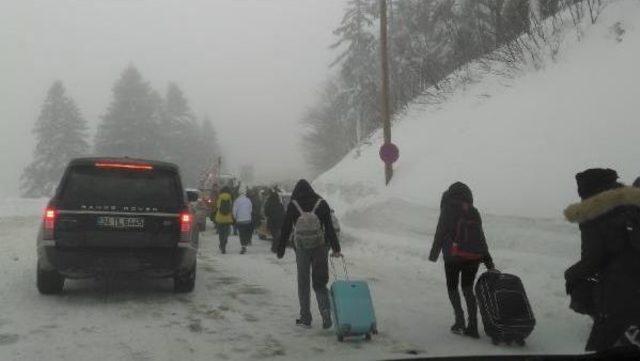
[330, 255, 350, 281]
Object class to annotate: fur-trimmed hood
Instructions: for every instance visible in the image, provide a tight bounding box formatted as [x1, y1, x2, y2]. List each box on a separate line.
[564, 186, 640, 223]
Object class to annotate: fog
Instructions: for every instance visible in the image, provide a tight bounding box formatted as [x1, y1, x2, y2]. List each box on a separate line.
[0, 0, 347, 197]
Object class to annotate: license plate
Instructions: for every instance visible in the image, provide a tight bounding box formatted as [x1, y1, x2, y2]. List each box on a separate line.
[97, 216, 145, 229]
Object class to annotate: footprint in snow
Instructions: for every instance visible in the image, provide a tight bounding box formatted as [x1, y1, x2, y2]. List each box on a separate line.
[214, 276, 240, 286]
[0, 333, 19, 346]
[236, 284, 268, 295]
[201, 264, 215, 273]
[243, 313, 259, 323]
[188, 319, 203, 333]
[253, 335, 286, 358]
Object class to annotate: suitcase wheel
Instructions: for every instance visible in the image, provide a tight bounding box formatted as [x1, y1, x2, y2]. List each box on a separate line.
[372, 328, 379, 335]
[365, 333, 372, 341]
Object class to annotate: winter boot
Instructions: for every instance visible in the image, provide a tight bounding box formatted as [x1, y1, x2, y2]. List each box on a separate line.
[450, 309, 465, 335]
[240, 247, 247, 255]
[451, 321, 465, 335]
[464, 320, 480, 339]
[296, 319, 311, 329]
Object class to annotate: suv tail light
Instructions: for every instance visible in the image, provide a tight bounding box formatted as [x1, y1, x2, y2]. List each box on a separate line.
[43, 207, 56, 240]
[179, 211, 192, 242]
[95, 162, 153, 171]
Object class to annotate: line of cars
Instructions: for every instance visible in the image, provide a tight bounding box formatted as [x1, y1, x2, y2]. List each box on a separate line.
[35, 157, 337, 295]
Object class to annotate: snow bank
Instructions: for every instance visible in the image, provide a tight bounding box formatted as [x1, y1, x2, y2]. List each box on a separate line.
[316, 0, 640, 218]
[0, 197, 48, 218]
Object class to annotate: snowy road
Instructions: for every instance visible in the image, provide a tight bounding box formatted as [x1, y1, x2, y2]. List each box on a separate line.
[0, 202, 592, 360]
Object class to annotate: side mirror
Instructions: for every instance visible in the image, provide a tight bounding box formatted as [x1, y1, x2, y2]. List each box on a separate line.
[186, 191, 199, 203]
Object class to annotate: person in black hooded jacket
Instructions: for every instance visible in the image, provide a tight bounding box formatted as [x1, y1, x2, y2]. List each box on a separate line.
[429, 182, 494, 338]
[564, 168, 640, 351]
[264, 188, 285, 253]
[276, 179, 340, 329]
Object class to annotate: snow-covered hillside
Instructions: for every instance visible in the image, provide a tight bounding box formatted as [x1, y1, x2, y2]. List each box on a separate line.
[316, 0, 640, 219]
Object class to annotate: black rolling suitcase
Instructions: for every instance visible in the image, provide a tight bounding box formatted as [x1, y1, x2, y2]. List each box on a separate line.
[475, 270, 535, 346]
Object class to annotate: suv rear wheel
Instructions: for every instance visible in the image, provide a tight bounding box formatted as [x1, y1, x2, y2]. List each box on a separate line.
[37, 262, 65, 294]
[174, 262, 196, 293]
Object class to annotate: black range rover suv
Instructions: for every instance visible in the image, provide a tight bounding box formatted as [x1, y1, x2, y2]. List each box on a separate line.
[37, 158, 199, 294]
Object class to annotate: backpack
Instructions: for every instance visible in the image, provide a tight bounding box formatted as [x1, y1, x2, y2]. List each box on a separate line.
[292, 199, 325, 249]
[449, 203, 484, 261]
[219, 197, 232, 216]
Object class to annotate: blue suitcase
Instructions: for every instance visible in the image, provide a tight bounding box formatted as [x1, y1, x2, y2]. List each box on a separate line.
[329, 258, 378, 342]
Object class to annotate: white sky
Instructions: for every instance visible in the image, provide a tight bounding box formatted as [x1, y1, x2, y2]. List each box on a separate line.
[0, 0, 347, 197]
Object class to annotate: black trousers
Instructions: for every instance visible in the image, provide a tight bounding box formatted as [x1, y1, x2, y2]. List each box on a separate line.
[237, 223, 253, 247]
[445, 261, 480, 326]
[218, 224, 231, 250]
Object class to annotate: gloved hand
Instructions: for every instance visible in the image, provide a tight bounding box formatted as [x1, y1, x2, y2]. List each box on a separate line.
[428, 251, 437, 262]
[565, 280, 575, 295]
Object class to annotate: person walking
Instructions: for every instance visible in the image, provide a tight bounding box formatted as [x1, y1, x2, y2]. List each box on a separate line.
[230, 183, 241, 236]
[564, 168, 640, 351]
[265, 188, 286, 253]
[233, 190, 253, 255]
[276, 179, 340, 329]
[429, 182, 494, 338]
[215, 187, 234, 254]
[248, 188, 263, 243]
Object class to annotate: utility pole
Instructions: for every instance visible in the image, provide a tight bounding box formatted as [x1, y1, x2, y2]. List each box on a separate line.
[379, 0, 393, 185]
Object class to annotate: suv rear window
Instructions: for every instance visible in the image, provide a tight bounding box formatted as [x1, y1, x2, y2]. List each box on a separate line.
[59, 166, 182, 209]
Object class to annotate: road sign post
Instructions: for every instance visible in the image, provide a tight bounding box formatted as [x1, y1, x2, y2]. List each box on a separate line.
[379, 0, 393, 185]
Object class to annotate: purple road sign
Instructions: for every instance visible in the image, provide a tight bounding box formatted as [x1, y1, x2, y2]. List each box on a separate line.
[379, 142, 399, 164]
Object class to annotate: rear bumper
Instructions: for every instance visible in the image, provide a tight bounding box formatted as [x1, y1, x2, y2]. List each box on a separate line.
[37, 243, 197, 278]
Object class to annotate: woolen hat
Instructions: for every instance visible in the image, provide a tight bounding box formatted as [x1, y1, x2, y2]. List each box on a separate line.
[575, 168, 619, 200]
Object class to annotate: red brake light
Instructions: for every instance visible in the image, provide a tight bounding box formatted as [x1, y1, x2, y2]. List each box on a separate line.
[180, 212, 192, 234]
[95, 162, 153, 171]
[43, 208, 56, 240]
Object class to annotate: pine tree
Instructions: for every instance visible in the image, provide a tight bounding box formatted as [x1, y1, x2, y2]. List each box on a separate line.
[503, 0, 531, 41]
[194, 115, 220, 188]
[21, 81, 89, 197]
[302, 79, 355, 174]
[94, 65, 163, 159]
[161, 83, 210, 187]
[429, 0, 461, 70]
[161, 82, 197, 163]
[199, 115, 219, 162]
[331, 0, 380, 138]
[538, 0, 560, 19]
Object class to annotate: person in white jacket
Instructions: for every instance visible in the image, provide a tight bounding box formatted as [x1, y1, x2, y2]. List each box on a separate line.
[233, 192, 253, 254]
